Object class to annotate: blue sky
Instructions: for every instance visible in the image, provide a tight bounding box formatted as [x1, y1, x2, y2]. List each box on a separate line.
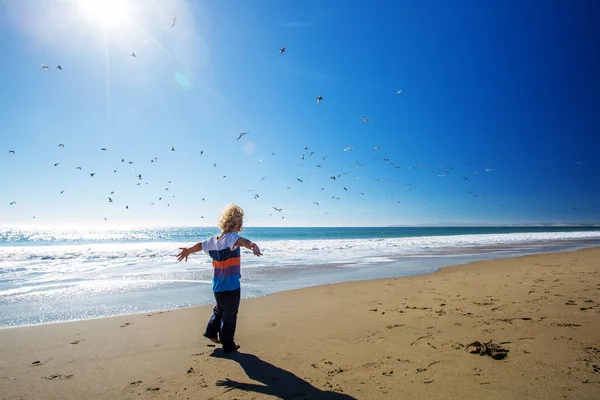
[1, 0, 599, 228]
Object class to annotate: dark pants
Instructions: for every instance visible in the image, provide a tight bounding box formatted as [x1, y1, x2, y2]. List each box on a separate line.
[204, 288, 240, 351]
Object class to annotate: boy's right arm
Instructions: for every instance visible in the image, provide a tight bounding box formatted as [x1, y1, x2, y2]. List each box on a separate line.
[177, 242, 203, 262]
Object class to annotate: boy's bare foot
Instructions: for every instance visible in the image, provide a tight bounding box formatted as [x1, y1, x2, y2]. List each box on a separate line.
[222, 344, 240, 353]
[203, 333, 220, 344]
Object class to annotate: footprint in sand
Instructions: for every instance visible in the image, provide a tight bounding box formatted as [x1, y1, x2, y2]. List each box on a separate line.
[120, 322, 132, 328]
[44, 374, 73, 380]
[70, 340, 80, 345]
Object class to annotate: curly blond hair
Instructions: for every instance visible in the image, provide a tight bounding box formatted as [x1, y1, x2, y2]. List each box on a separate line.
[217, 203, 244, 232]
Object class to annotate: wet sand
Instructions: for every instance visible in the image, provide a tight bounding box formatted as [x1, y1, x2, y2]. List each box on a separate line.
[1, 248, 599, 400]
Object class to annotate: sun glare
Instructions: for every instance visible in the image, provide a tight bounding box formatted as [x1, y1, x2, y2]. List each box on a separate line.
[78, 0, 130, 28]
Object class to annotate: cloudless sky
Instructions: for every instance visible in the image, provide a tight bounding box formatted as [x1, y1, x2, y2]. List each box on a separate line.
[1, 0, 599, 228]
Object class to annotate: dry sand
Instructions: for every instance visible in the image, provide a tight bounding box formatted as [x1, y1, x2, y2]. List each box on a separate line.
[1, 248, 599, 400]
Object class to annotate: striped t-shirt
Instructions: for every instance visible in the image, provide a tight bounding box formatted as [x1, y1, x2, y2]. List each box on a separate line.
[202, 232, 241, 292]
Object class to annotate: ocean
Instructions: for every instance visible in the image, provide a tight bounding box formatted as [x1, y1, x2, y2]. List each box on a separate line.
[1, 226, 600, 328]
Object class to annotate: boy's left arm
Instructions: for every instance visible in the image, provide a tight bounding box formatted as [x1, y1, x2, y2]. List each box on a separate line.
[235, 237, 262, 256]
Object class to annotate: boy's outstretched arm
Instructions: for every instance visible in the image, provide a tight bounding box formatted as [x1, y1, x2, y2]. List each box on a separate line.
[177, 242, 203, 262]
[235, 237, 263, 257]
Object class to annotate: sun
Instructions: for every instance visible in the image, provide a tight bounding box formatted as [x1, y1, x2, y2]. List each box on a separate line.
[77, 0, 131, 29]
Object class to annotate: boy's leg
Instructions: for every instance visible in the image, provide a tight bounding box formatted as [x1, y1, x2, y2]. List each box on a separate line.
[204, 293, 223, 342]
[219, 288, 241, 352]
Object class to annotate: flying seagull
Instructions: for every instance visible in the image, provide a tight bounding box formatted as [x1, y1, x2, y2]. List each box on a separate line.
[273, 207, 282, 212]
[279, 46, 286, 55]
[316, 95, 323, 104]
[343, 146, 354, 152]
[358, 118, 371, 123]
[171, 146, 175, 151]
[9, 202, 16, 205]
[131, 52, 136, 57]
[237, 132, 249, 140]
[58, 143, 64, 148]
[41, 64, 50, 71]
[90, 173, 95, 177]
[76, 166, 82, 170]
[100, 148, 107, 151]
[171, 14, 178, 27]
[9, 150, 15, 154]
[396, 89, 403, 95]
[297, 178, 304, 183]
[56, 65, 62, 71]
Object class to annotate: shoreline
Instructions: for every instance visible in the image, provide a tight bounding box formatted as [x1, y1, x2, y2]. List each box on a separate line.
[2, 242, 600, 330]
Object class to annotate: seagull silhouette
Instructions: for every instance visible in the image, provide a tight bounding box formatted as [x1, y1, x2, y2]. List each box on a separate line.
[9, 150, 15, 154]
[90, 173, 95, 177]
[358, 118, 371, 123]
[237, 132, 249, 140]
[316, 95, 323, 104]
[297, 178, 304, 183]
[56, 65, 62, 70]
[279, 46, 286, 55]
[9, 202, 16, 205]
[273, 207, 282, 212]
[101, 148, 107, 151]
[41, 64, 50, 71]
[108, 197, 113, 203]
[76, 166, 82, 170]
[54, 163, 59, 167]
[343, 146, 354, 152]
[58, 144, 64, 148]
[171, 146, 175, 151]
[171, 14, 178, 27]
[131, 52, 136, 57]
[396, 89, 403, 95]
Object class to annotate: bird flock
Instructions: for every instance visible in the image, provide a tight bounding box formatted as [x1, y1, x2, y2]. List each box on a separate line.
[4, 13, 588, 224]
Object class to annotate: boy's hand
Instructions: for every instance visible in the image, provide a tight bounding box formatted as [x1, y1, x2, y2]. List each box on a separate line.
[177, 247, 191, 262]
[251, 243, 262, 257]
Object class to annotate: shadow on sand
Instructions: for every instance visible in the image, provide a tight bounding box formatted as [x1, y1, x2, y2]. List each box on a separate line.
[211, 350, 357, 399]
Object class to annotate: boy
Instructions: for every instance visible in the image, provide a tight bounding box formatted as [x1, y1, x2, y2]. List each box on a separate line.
[177, 203, 262, 352]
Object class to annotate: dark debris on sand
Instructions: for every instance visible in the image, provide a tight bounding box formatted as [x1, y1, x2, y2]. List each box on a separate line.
[466, 340, 510, 360]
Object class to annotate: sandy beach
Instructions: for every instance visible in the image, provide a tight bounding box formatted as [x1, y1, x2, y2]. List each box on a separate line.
[1, 248, 599, 400]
